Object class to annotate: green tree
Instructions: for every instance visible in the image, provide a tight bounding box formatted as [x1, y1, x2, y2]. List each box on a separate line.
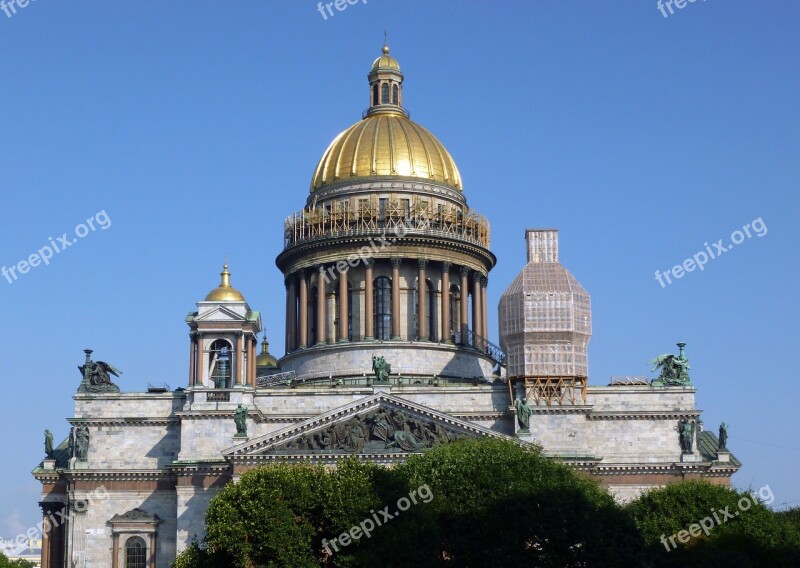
[626, 481, 800, 567]
[191, 458, 383, 568]
[389, 438, 643, 567]
[0, 551, 36, 568]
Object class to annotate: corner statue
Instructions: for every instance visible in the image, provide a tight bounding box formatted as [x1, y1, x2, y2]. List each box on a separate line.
[372, 355, 391, 383]
[234, 404, 248, 437]
[514, 396, 533, 433]
[649, 342, 691, 387]
[718, 422, 728, 451]
[77, 349, 123, 393]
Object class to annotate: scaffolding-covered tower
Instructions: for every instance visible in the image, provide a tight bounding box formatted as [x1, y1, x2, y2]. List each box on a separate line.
[499, 229, 591, 404]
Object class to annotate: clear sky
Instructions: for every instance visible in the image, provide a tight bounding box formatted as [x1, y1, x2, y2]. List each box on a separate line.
[1, 0, 798, 536]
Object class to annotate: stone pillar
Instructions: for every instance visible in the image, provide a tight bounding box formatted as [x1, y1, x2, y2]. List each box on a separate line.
[364, 259, 374, 340]
[188, 332, 196, 386]
[417, 259, 428, 341]
[39, 502, 65, 568]
[298, 270, 308, 348]
[338, 264, 349, 342]
[248, 336, 256, 387]
[481, 276, 489, 340]
[286, 278, 297, 352]
[391, 257, 401, 339]
[316, 265, 327, 345]
[236, 333, 245, 385]
[150, 533, 158, 568]
[472, 271, 482, 340]
[460, 266, 469, 342]
[441, 262, 451, 343]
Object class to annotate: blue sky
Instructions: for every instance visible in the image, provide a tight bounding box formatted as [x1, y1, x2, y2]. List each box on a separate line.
[1, 0, 798, 535]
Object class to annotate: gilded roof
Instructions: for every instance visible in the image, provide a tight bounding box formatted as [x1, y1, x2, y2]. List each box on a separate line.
[310, 112, 463, 192]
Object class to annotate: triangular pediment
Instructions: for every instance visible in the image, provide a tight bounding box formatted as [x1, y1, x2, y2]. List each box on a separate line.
[224, 393, 524, 463]
[194, 305, 247, 323]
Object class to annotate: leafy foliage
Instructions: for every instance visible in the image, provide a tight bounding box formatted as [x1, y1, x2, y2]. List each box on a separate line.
[0, 551, 36, 568]
[625, 480, 800, 567]
[172, 439, 800, 568]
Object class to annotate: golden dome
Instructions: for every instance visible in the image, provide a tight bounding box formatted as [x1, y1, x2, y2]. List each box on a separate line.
[311, 112, 462, 192]
[256, 335, 278, 368]
[205, 263, 246, 302]
[371, 45, 400, 71]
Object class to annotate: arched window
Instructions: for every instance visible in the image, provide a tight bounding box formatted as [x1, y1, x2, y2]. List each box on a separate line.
[374, 277, 392, 340]
[381, 83, 390, 104]
[392, 84, 399, 105]
[372, 84, 379, 106]
[449, 284, 461, 339]
[125, 536, 147, 568]
[209, 339, 232, 388]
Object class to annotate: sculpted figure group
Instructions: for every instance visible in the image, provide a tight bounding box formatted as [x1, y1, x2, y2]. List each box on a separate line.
[284, 406, 459, 453]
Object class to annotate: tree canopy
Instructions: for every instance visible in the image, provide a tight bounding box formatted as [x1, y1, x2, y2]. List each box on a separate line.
[172, 438, 800, 568]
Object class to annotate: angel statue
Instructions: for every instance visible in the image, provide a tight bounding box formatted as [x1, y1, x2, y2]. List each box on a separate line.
[78, 349, 123, 393]
[649, 342, 691, 387]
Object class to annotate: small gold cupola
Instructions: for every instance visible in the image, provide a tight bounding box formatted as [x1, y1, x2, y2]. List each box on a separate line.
[256, 334, 279, 369]
[205, 263, 246, 302]
[366, 43, 407, 117]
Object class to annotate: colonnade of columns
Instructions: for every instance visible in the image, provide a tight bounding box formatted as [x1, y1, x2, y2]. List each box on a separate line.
[187, 331, 259, 387]
[283, 258, 489, 352]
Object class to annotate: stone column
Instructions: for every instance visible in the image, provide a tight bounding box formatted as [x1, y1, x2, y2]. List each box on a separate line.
[417, 259, 428, 340]
[364, 259, 374, 340]
[460, 266, 469, 342]
[316, 265, 327, 345]
[338, 264, 349, 342]
[472, 271, 482, 340]
[481, 276, 489, 340]
[188, 332, 196, 386]
[441, 262, 451, 343]
[391, 257, 401, 339]
[286, 278, 297, 352]
[298, 270, 308, 348]
[248, 336, 256, 387]
[40, 502, 65, 568]
[236, 332, 245, 385]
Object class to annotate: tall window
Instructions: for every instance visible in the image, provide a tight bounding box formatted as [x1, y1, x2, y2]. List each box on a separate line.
[392, 84, 399, 105]
[125, 536, 147, 568]
[209, 339, 232, 388]
[449, 284, 461, 338]
[372, 84, 379, 106]
[374, 277, 392, 340]
[381, 83, 390, 104]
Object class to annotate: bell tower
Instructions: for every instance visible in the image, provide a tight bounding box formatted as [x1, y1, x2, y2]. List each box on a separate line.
[186, 263, 262, 389]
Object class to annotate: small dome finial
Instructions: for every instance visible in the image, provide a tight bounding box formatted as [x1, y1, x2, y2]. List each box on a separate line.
[220, 262, 232, 288]
[383, 29, 389, 54]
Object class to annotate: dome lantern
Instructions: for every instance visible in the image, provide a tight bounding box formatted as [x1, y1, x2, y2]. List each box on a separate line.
[366, 43, 406, 117]
[204, 263, 246, 302]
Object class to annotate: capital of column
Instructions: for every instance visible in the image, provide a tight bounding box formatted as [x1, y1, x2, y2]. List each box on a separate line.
[364, 258, 375, 268]
[390, 257, 402, 269]
[460, 265, 471, 277]
[471, 270, 483, 283]
[418, 258, 428, 270]
[480, 276, 488, 287]
[441, 261, 452, 273]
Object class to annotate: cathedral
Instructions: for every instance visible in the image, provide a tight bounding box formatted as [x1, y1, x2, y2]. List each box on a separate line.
[33, 46, 740, 568]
